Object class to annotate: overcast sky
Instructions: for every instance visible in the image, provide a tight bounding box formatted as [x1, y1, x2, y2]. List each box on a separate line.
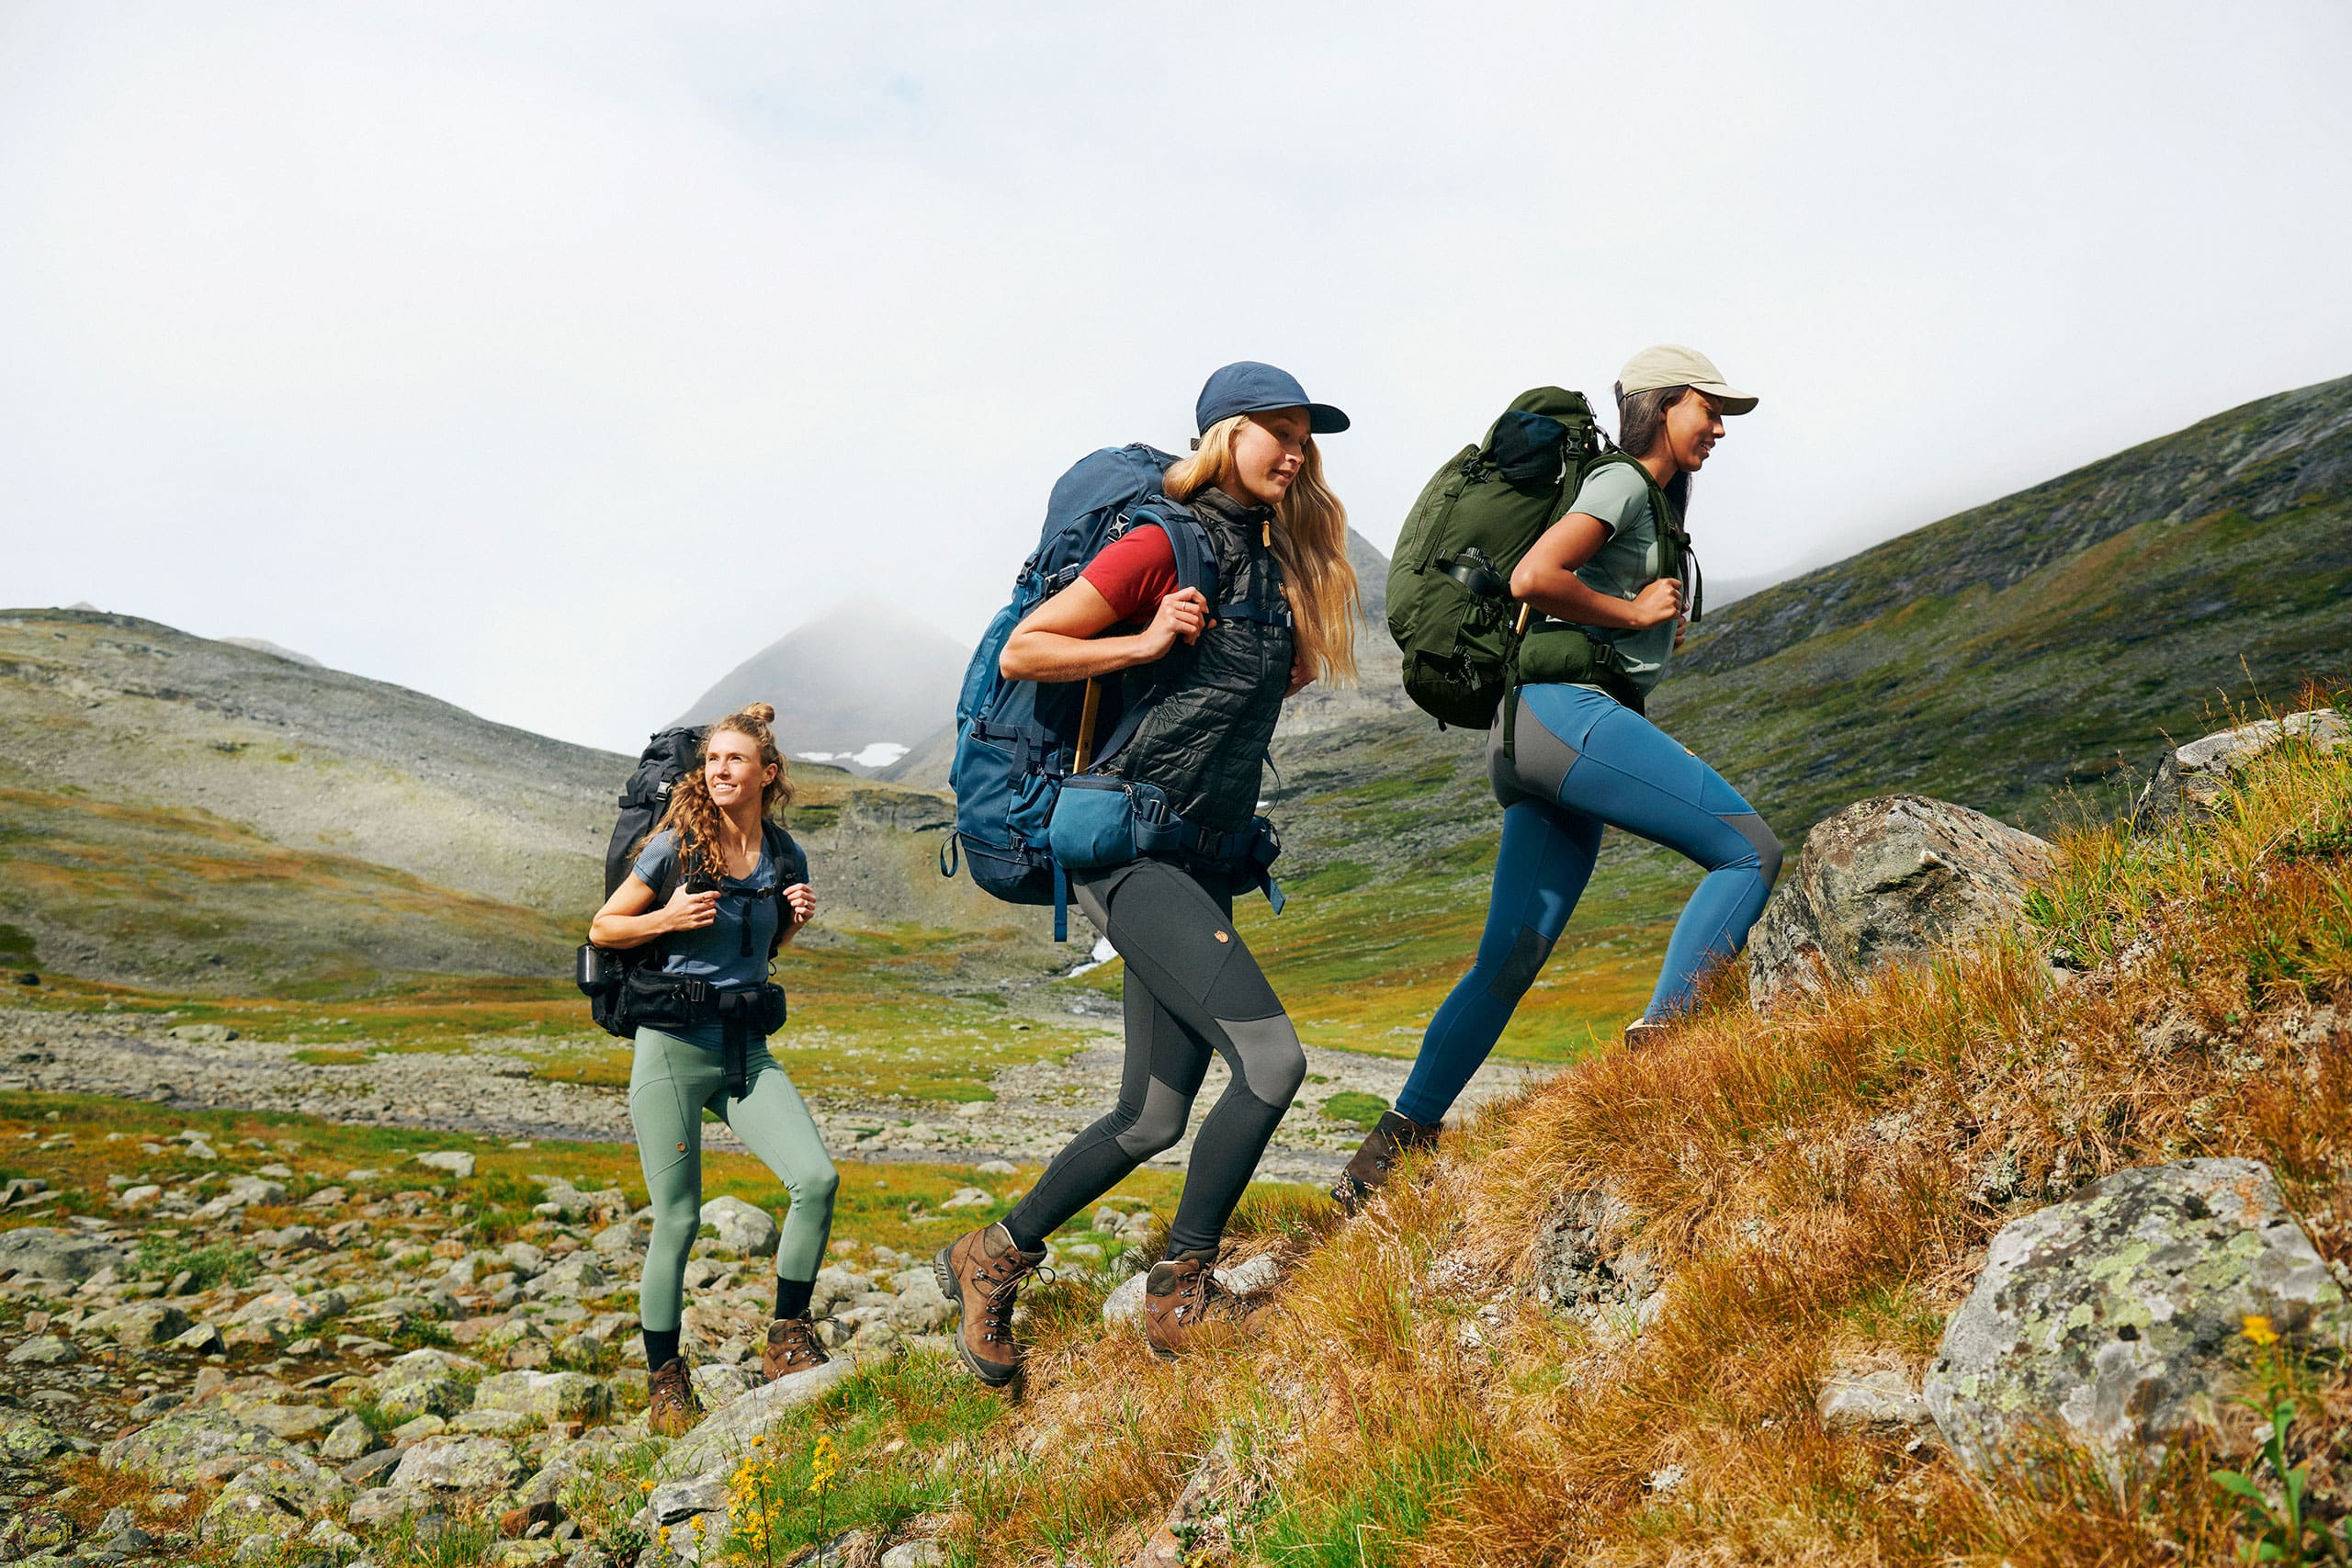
[5, 3, 2348, 754]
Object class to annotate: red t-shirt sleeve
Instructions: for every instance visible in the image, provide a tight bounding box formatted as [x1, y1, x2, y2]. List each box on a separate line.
[1079, 525, 1182, 625]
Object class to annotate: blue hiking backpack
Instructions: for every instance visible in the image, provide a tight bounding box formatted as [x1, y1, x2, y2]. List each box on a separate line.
[942, 444, 1216, 939]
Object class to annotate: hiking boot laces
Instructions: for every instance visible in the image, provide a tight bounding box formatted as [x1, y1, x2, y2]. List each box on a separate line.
[976, 1255, 1051, 1348]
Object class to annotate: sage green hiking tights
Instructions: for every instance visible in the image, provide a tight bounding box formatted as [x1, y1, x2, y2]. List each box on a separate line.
[628, 1026, 837, 1334]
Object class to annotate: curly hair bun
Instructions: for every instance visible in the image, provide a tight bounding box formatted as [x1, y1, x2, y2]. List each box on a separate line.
[741, 703, 776, 725]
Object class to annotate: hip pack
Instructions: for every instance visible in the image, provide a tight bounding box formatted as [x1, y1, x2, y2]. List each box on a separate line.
[1046, 775, 1284, 910]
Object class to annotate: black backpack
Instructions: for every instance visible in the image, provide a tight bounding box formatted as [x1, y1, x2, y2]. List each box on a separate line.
[604, 727, 703, 897]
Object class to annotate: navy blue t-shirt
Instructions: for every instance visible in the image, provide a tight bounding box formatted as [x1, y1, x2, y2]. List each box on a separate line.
[630, 829, 807, 1048]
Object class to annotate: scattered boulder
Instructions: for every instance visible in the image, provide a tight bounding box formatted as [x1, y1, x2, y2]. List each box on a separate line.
[939, 1187, 994, 1211]
[471, 1371, 612, 1423]
[699, 1195, 780, 1258]
[654, 1360, 855, 1483]
[1925, 1157, 2346, 1478]
[1747, 795, 2052, 1011]
[347, 1485, 435, 1529]
[391, 1434, 526, 1493]
[6, 1333, 80, 1366]
[2133, 708, 2347, 830]
[887, 1269, 956, 1335]
[0, 1412, 76, 1465]
[320, 1415, 380, 1462]
[691, 1364, 763, 1412]
[198, 1456, 352, 1544]
[0, 1225, 128, 1283]
[101, 1409, 297, 1485]
[370, 1348, 482, 1420]
[84, 1302, 192, 1348]
[1816, 1368, 1932, 1430]
[416, 1151, 478, 1179]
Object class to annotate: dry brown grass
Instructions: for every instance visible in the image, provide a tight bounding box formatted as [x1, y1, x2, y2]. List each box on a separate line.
[938, 689, 2352, 1565]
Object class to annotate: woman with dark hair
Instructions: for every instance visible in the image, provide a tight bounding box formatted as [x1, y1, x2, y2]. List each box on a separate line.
[935, 362, 1361, 1381]
[589, 703, 835, 1436]
[1334, 345, 1783, 1212]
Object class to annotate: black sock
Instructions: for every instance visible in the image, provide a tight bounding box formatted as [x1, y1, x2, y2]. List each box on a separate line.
[775, 1275, 813, 1322]
[642, 1327, 680, 1370]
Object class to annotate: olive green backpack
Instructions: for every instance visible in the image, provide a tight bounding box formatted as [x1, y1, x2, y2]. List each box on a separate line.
[1385, 387, 1691, 735]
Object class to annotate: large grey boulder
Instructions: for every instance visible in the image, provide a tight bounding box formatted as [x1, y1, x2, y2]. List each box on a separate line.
[470, 1370, 611, 1423]
[390, 1434, 526, 1493]
[370, 1348, 481, 1421]
[1926, 1157, 2346, 1478]
[653, 1359, 855, 1483]
[2133, 708, 2347, 830]
[1747, 795, 2052, 1011]
[0, 1225, 127, 1283]
[197, 1456, 352, 1543]
[101, 1409, 297, 1485]
[700, 1194, 781, 1258]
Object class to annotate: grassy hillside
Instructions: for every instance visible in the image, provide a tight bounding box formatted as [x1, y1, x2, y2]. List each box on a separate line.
[1228, 374, 2352, 1061]
[0, 610, 1045, 995]
[661, 688, 2352, 1566]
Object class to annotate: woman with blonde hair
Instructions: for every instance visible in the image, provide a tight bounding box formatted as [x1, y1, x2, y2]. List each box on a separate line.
[588, 703, 836, 1435]
[936, 362, 1358, 1380]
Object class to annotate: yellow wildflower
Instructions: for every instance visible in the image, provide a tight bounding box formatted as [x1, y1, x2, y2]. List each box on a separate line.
[2243, 1314, 2278, 1347]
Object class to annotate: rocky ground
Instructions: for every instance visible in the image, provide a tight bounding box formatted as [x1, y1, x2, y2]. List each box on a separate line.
[0, 1009, 1545, 1186]
[0, 1134, 979, 1568]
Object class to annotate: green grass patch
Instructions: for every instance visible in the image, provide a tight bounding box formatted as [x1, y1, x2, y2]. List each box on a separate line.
[1238, 1429, 1486, 1565]
[1320, 1091, 1388, 1132]
[131, 1233, 257, 1292]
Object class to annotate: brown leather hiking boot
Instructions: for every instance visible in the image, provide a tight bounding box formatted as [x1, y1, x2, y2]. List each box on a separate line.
[760, 1317, 828, 1382]
[1623, 1019, 1670, 1050]
[645, 1357, 703, 1438]
[1330, 1109, 1441, 1213]
[1142, 1250, 1262, 1359]
[933, 1222, 1046, 1387]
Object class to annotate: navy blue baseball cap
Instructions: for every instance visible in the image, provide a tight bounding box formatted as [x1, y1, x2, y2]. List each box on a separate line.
[1194, 361, 1351, 436]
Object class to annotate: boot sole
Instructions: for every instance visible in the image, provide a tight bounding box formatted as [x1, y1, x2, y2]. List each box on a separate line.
[933, 1246, 1020, 1389]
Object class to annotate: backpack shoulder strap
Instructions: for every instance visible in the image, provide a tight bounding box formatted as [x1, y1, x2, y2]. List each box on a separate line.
[1080, 500, 1217, 777]
[1127, 500, 1216, 600]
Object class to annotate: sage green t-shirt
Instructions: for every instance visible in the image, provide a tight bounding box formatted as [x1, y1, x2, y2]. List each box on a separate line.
[1562, 460, 1673, 695]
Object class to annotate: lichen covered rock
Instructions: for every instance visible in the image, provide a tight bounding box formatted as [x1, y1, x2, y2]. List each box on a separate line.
[1747, 794, 2052, 1011]
[101, 1409, 297, 1485]
[1925, 1157, 2346, 1477]
[2132, 708, 2347, 830]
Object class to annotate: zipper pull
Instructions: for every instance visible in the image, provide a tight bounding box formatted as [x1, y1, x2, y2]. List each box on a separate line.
[1262, 521, 1272, 547]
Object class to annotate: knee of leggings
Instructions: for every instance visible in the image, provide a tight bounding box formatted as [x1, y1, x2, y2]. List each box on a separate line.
[1484, 924, 1555, 1005]
[1221, 1013, 1306, 1109]
[797, 1163, 840, 1209]
[1113, 1081, 1192, 1159]
[649, 1189, 699, 1243]
[1719, 813, 1784, 886]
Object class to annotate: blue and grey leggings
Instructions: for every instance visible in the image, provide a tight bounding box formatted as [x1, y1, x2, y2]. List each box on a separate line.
[1393, 683, 1781, 1125]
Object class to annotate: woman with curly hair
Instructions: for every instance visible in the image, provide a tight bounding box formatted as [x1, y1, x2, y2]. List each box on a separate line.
[589, 703, 834, 1436]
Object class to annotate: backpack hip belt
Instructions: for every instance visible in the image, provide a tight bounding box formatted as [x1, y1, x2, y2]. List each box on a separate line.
[620, 973, 788, 1096]
[1046, 774, 1285, 921]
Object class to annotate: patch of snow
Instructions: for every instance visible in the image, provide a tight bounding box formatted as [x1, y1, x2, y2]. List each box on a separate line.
[1066, 936, 1117, 978]
[794, 742, 911, 770]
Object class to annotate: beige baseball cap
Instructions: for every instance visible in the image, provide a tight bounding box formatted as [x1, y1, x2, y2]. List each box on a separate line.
[1618, 344, 1758, 415]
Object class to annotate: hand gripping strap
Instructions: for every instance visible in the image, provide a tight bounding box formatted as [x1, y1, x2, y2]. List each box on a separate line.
[1083, 508, 1218, 778]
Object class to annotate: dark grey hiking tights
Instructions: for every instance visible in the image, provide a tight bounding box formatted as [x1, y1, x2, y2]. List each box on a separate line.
[1002, 857, 1306, 1258]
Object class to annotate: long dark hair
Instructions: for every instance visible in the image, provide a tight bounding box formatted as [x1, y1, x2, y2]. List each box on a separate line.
[1613, 382, 1692, 520]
